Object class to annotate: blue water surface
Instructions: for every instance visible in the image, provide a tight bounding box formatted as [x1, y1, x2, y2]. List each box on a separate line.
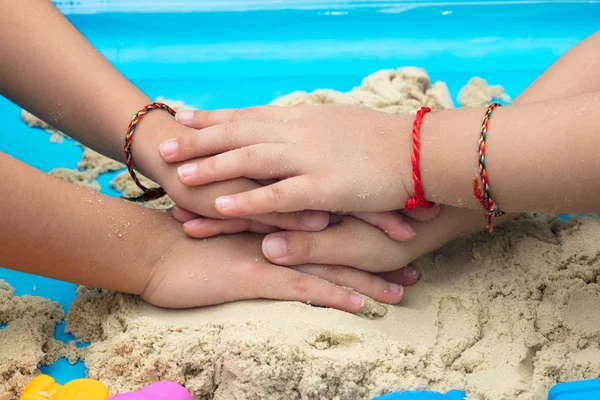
[1, 1, 599, 395]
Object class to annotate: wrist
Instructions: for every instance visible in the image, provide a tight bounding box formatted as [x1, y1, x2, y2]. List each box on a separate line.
[129, 109, 183, 185]
[417, 107, 487, 209]
[395, 114, 420, 205]
[131, 210, 180, 296]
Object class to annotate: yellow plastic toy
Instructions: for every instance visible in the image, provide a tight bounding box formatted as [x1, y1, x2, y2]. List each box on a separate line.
[20, 374, 109, 400]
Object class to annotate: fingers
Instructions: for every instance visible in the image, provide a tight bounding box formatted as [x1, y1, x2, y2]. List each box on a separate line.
[176, 144, 298, 186]
[401, 203, 441, 222]
[259, 208, 504, 273]
[160, 119, 282, 163]
[184, 218, 277, 238]
[171, 205, 200, 223]
[289, 264, 404, 305]
[351, 211, 416, 241]
[171, 205, 277, 238]
[175, 106, 286, 129]
[378, 265, 420, 287]
[174, 203, 420, 286]
[171, 204, 327, 238]
[261, 216, 412, 272]
[172, 179, 329, 231]
[215, 176, 314, 216]
[254, 209, 330, 232]
[250, 263, 365, 312]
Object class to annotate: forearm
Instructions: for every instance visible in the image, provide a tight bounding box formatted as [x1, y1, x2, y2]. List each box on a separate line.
[419, 91, 600, 213]
[0, 152, 174, 293]
[0, 0, 172, 179]
[408, 32, 600, 241]
[512, 30, 600, 105]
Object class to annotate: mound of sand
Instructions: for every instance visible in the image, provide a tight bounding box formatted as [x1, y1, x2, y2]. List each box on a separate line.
[63, 215, 600, 400]
[0, 281, 82, 399]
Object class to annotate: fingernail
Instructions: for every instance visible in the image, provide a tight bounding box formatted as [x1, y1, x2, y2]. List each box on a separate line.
[175, 110, 194, 124]
[178, 163, 197, 178]
[159, 140, 178, 157]
[263, 237, 288, 259]
[350, 294, 364, 308]
[402, 267, 419, 279]
[388, 283, 404, 295]
[216, 196, 234, 210]
[184, 218, 205, 228]
[303, 212, 327, 230]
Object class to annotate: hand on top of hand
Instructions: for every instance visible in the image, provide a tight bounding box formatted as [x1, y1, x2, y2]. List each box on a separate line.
[159, 105, 417, 217]
[140, 106, 438, 242]
[142, 211, 425, 310]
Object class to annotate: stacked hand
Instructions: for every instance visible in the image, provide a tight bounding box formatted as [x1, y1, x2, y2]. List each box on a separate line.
[131, 105, 512, 312]
[160, 105, 416, 215]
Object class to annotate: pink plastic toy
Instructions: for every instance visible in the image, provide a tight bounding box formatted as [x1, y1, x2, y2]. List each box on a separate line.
[108, 382, 193, 400]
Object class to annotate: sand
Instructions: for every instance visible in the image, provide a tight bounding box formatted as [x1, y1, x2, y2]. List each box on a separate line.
[5, 67, 599, 400]
[59, 215, 600, 400]
[0, 281, 72, 399]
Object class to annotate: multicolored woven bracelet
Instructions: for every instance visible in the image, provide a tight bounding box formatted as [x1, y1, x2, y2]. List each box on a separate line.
[123, 102, 176, 202]
[472, 103, 504, 232]
[405, 106, 436, 210]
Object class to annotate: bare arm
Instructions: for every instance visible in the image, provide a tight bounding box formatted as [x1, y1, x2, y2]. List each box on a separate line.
[0, 0, 166, 170]
[420, 32, 600, 214]
[252, 31, 600, 272]
[0, 0, 328, 233]
[162, 30, 600, 216]
[0, 152, 162, 294]
[420, 30, 600, 233]
[2, 152, 408, 310]
[419, 91, 600, 214]
[0, 0, 179, 178]
[512, 30, 600, 104]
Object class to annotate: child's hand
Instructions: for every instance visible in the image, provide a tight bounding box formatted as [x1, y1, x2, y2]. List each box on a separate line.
[159, 105, 415, 217]
[172, 205, 439, 242]
[253, 206, 518, 274]
[158, 173, 330, 234]
[141, 214, 418, 310]
[137, 108, 436, 241]
[134, 116, 331, 236]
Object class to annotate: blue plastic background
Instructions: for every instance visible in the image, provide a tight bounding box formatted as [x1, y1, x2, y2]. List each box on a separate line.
[1, 1, 599, 397]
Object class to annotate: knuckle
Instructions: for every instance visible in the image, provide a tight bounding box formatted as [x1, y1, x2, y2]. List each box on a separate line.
[232, 107, 251, 120]
[220, 121, 237, 142]
[291, 233, 319, 261]
[180, 133, 197, 153]
[291, 273, 311, 295]
[240, 146, 256, 164]
[267, 184, 283, 206]
[261, 105, 286, 119]
[246, 106, 269, 119]
[192, 110, 209, 124]
[242, 260, 263, 276]
[204, 156, 220, 177]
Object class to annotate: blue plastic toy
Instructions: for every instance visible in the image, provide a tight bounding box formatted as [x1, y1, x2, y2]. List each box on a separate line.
[548, 378, 600, 400]
[372, 390, 465, 400]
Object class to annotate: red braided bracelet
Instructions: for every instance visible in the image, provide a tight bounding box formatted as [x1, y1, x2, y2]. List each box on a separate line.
[405, 106, 435, 210]
[472, 103, 504, 232]
[123, 102, 176, 202]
